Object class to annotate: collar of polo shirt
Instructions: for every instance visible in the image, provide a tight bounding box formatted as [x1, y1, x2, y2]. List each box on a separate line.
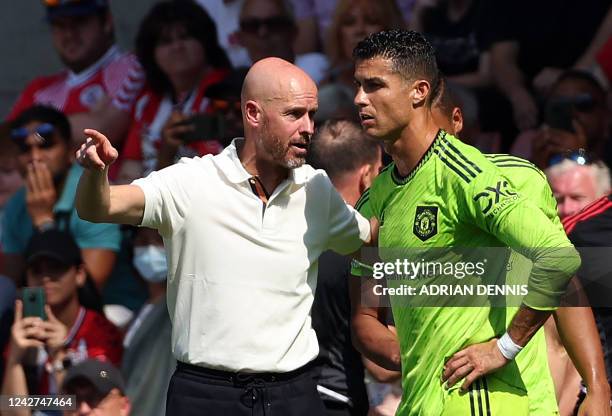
[218, 138, 310, 186]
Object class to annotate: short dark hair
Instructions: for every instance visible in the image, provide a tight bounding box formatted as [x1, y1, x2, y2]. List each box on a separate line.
[11, 105, 71, 143]
[136, 0, 231, 96]
[552, 69, 606, 98]
[308, 119, 380, 180]
[353, 29, 440, 104]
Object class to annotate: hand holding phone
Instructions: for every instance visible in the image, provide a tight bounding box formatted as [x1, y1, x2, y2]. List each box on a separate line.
[177, 114, 225, 143]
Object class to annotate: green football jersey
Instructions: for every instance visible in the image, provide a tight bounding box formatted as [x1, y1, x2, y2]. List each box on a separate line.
[354, 131, 579, 415]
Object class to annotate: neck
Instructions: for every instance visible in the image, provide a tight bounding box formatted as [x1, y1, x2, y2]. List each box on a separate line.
[147, 282, 166, 304]
[386, 111, 440, 177]
[239, 138, 289, 193]
[53, 296, 81, 330]
[170, 66, 209, 102]
[332, 173, 362, 207]
[69, 42, 113, 74]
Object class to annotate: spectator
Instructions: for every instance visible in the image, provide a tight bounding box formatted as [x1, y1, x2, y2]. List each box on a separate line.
[546, 156, 611, 219]
[409, 0, 491, 89]
[511, 70, 610, 169]
[195, 0, 250, 68]
[62, 359, 131, 416]
[307, 119, 381, 415]
[0, 144, 23, 257]
[289, 0, 415, 55]
[121, 227, 174, 416]
[118, 0, 231, 183]
[486, 0, 610, 131]
[237, 0, 330, 84]
[1, 230, 122, 403]
[1, 106, 120, 288]
[6, 0, 136, 136]
[324, 0, 404, 92]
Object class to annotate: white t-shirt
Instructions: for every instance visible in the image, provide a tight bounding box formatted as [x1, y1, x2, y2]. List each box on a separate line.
[133, 139, 370, 372]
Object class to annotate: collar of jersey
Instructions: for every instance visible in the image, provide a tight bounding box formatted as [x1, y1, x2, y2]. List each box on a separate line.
[391, 129, 444, 185]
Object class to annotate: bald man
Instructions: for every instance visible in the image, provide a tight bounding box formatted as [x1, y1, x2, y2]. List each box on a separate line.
[73, 58, 371, 415]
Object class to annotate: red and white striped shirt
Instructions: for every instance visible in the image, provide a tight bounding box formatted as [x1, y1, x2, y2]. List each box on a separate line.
[8, 46, 137, 119]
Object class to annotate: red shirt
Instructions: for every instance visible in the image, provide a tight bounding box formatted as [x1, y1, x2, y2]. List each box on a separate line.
[36, 308, 123, 394]
[123, 68, 228, 175]
[8, 46, 136, 119]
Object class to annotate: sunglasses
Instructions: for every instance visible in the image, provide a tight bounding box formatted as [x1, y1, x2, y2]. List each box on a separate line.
[548, 148, 598, 167]
[239, 16, 294, 34]
[10, 123, 58, 153]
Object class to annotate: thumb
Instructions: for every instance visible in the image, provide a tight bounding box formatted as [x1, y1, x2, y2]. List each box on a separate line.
[14, 300, 23, 321]
[44, 305, 58, 323]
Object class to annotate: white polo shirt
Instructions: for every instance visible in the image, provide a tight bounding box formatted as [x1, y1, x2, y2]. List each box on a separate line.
[133, 138, 370, 372]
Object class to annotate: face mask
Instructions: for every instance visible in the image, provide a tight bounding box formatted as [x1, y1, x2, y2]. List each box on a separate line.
[133, 245, 167, 283]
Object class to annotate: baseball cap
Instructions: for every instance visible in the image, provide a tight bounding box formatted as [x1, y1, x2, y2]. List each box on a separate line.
[25, 229, 82, 267]
[44, 0, 109, 20]
[63, 359, 125, 395]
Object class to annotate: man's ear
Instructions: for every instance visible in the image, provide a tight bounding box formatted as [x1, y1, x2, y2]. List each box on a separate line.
[452, 107, 464, 135]
[75, 265, 87, 288]
[412, 80, 431, 107]
[244, 101, 262, 128]
[359, 164, 376, 193]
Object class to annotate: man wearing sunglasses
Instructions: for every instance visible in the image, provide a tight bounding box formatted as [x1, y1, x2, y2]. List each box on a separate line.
[1, 106, 120, 289]
[237, 0, 329, 84]
[6, 0, 135, 131]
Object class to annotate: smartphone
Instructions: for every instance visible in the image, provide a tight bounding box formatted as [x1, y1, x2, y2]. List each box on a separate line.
[178, 114, 226, 143]
[22, 287, 47, 320]
[544, 99, 576, 133]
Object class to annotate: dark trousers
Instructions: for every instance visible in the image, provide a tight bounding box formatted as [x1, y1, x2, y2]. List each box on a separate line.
[166, 362, 327, 416]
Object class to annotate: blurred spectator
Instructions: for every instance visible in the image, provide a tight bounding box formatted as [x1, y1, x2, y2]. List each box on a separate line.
[0, 144, 23, 257]
[546, 156, 611, 219]
[511, 70, 610, 168]
[410, 0, 490, 89]
[195, 0, 250, 68]
[314, 84, 360, 124]
[1, 106, 120, 288]
[6, 0, 137, 138]
[324, 0, 404, 92]
[308, 120, 382, 415]
[62, 359, 131, 416]
[237, 0, 329, 84]
[486, 0, 610, 131]
[1, 230, 122, 403]
[121, 227, 174, 416]
[432, 78, 501, 153]
[118, 0, 231, 183]
[200, 67, 249, 147]
[289, 0, 415, 55]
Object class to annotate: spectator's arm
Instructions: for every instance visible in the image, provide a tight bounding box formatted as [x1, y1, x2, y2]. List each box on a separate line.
[81, 249, 117, 290]
[574, 6, 612, 70]
[69, 97, 132, 148]
[447, 52, 492, 88]
[490, 40, 538, 130]
[1, 254, 24, 287]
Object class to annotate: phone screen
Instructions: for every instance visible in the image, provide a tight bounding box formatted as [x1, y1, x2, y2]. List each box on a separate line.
[178, 114, 225, 143]
[22, 287, 47, 320]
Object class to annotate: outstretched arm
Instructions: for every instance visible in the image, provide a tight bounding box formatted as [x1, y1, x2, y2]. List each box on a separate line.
[75, 129, 145, 225]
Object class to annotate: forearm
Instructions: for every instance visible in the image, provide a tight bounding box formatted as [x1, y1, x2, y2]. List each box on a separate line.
[491, 42, 529, 98]
[1, 359, 31, 416]
[352, 314, 401, 371]
[507, 304, 551, 346]
[75, 168, 111, 222]
[554, 306, 609, 394]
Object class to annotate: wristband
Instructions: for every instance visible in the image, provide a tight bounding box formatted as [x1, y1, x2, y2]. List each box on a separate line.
[496, 332, 523, 360]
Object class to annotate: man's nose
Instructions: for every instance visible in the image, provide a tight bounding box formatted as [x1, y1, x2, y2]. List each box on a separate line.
[354, 87, 367, 107]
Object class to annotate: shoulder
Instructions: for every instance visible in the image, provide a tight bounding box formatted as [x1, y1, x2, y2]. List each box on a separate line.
[432, 131, 492, 187]
[563, 195, 612, 236]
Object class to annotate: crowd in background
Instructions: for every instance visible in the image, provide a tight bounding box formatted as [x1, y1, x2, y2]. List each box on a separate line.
[0, 0, 611, 414]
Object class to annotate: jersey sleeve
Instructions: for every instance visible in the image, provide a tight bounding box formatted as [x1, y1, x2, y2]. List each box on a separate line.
[458, 160, 580, 310]
[131, 159, 195, 237]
